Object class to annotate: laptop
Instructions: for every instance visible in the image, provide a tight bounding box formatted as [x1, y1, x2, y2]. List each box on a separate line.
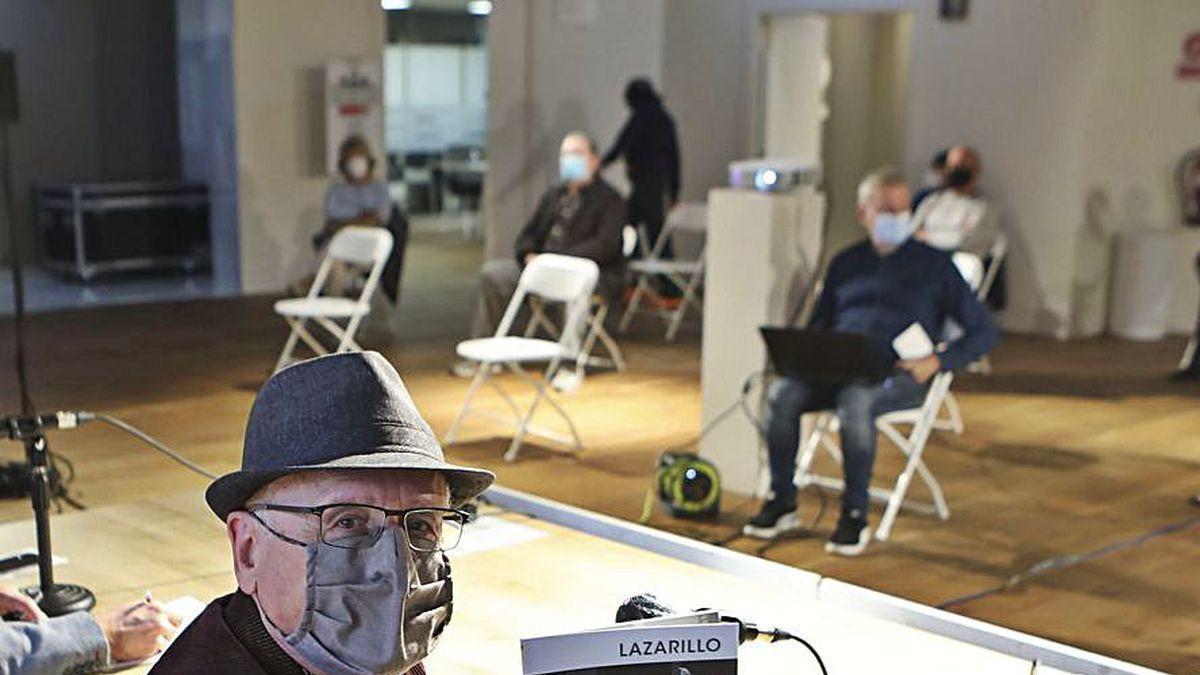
[759, 326, 891, 382]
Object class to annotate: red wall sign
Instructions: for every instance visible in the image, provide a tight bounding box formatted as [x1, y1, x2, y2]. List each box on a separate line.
[1178, 32, 1200, 80]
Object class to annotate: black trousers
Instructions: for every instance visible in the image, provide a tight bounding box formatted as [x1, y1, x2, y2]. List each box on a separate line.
[628, 174, 678, 296]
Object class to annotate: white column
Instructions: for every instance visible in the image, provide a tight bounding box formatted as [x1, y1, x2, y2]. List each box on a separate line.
[699, 186, 824, 495]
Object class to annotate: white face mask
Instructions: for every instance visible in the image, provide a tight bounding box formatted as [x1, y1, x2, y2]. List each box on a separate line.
[871, 210, 913, 248]
[346, 156, 370, 181]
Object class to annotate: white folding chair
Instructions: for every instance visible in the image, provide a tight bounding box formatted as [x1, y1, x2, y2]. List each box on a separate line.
[273, 226, 393, 372]
[618, 202, 707, 341]
[794, 370, 956, 542]
[934, 252, 985, 434]
[525, 294, 627, 385]
[968, 230, 1008, 375]
[444, 253, 599, 462]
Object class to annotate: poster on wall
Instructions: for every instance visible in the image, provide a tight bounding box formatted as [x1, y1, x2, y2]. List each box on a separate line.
[326, 59, 383, 176]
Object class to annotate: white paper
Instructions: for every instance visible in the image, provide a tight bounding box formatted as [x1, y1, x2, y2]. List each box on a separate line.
[103, 596, 207, 672]
[892, 322, 934, 360]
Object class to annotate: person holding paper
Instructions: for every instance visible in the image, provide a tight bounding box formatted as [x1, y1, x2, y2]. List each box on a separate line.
[0, 586, 181, 674]
[744, 169, 997, 556]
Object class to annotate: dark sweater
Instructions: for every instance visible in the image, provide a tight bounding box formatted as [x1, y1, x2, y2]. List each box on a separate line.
[151, 592, 427, 675]
[809, 239, 997, 371]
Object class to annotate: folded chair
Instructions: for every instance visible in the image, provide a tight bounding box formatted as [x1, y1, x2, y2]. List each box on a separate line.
[795, 252, 984, 541]
[444, 253, 599, 462]
[618, 202, 707, 341]
[273, 226, 393, 372]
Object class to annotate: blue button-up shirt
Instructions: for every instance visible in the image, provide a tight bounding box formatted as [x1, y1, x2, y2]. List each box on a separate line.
[809, 238, 998, 371]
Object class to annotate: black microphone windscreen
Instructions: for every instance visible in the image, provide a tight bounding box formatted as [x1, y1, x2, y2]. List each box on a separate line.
[615, 593, 677, 623]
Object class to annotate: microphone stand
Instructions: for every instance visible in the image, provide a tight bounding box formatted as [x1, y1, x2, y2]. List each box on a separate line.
[2, 118, 95, 615]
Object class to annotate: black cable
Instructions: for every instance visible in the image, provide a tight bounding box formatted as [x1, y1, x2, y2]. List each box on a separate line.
[938, 513, 1200, 610]
[660, 370, 767, 456]
[781, 632, 829, 675]
[0, 123, 33, 418]
[640, 371, 768, 527]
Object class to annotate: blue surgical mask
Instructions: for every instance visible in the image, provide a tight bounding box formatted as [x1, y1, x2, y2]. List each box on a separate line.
[559, 153, 590, 183]
[871, 211, 913, 248]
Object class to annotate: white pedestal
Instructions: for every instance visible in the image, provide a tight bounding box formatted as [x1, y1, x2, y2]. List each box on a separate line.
[1109, 228, 1176, 341]
[1168, 228, 1200, 335]
[699, 187, 824, 496]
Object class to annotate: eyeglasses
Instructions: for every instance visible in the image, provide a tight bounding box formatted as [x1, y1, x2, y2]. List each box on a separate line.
[247, 503, 468, 552]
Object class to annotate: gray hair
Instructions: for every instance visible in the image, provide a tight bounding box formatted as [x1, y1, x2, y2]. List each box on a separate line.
[856, 167, 907, 207]
[562, 130, 598, 155]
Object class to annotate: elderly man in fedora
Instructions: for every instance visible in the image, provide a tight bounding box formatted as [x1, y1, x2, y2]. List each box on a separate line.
[153, 352, 494, 675]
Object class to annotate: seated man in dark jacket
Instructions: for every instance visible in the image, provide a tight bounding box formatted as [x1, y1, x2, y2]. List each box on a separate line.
[743, 169, 998, 556]
[470, 131, 626, 338]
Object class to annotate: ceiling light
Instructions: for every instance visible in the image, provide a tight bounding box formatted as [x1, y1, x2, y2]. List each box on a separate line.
[467, 0, 492, 16]
[381, 0, 412, 10]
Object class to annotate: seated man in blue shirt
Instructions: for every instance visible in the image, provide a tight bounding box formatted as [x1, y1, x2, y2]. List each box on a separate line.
[743, 169, 998, 556]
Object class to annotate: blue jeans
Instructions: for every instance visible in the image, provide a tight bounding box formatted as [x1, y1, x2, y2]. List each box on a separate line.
[765, 373, 928, 514]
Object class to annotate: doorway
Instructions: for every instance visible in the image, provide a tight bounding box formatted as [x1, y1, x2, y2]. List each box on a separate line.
[380, 0, 491, 340]
[760, 11, 915, 257]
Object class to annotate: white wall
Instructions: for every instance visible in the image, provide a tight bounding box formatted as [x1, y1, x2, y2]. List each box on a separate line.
[231, 0, 384, 294]
[907, 0, 1101, 336]
[1081, 0, 1200, 335]
[823, 12, 913, 254]
[660, 0, 750, 203]
[484, 0, 665, 260]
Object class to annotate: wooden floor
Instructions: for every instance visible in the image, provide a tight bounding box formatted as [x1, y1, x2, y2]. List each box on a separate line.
[0, 233, 1198, 672]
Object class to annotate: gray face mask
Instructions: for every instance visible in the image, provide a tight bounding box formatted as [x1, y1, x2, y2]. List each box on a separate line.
[260, 528, 453, 675]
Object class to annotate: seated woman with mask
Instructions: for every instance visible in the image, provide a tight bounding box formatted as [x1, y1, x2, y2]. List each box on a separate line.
[294, 135, 406, 302]
[910, 145, 995, 257]
[319, 135, 391, 246]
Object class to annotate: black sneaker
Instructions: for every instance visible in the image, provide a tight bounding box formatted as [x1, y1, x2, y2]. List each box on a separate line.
[1169, 368, 1200, 382]
[742, 498, 800, 539]
[825, 509, 871, 556]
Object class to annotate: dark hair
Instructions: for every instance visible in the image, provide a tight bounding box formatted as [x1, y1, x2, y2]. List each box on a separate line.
[624, 77, 660, 109]
[337, 134, 375, 177]
[931, 149, 949, 170]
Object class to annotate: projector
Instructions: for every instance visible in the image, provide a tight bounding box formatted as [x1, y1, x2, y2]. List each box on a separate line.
[728, 158, 821, 193]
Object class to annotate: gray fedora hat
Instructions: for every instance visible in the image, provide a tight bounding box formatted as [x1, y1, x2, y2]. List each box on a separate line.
[206, 351, 494, 520]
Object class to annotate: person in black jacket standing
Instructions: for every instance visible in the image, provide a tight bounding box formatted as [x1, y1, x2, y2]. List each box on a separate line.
[601, 78, 681, 295]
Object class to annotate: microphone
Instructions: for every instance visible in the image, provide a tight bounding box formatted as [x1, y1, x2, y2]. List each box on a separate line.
[4, 411, 94, 439]
[615, 593, 828, 674]
[615, 593, 798, 644]
[615, 593, 677, 624]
